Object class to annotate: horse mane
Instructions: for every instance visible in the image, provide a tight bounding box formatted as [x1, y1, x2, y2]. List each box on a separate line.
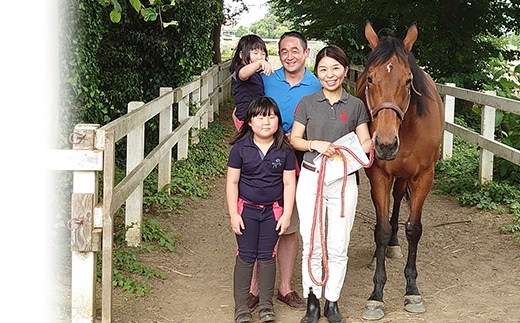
[362, 35, 436, 117]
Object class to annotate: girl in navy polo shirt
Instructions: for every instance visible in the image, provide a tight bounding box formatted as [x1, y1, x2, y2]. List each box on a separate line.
[229, 35, 272, 130]
[226, 96, 296, 323]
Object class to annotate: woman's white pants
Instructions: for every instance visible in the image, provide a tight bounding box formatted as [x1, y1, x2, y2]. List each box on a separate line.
[296, 167, 358, 302]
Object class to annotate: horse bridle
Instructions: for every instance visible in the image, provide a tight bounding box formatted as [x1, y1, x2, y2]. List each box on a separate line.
[364, 73, 421, 122]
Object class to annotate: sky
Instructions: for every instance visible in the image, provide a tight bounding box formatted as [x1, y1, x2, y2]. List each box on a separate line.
[232, 0, 269, 27]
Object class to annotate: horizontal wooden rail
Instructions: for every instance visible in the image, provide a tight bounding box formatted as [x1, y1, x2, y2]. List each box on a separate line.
[111, 114, 198, 212]
[45, 149, 103, 171]
[48, 61, 232, 323]
[445, 121, 520, 165]
[436, 83, 520, 115]
[95, 91, 175, 150]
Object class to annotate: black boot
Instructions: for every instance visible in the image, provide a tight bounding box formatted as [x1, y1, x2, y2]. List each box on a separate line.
[257, 258, 276, 322]
[300, 287, 320, 323]
[234, 257, 254, 322]
[324, 299, 345, 323]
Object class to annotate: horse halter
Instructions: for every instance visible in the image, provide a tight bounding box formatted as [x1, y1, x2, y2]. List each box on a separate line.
[365, 73, 421, 122]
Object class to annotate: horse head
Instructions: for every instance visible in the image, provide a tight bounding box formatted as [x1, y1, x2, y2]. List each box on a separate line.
[357, 22, 421, 160]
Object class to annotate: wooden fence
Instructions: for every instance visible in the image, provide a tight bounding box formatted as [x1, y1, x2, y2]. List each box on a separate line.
[47, 60, 232, 323]
[49, 59, 520, 323]
[346, 65, 520, 183]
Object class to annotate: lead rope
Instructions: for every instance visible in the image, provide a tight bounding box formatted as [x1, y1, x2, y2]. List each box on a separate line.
[308, 141, 375, 286]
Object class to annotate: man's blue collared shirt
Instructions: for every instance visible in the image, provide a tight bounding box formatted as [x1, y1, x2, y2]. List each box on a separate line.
[262, 67, 322, 133]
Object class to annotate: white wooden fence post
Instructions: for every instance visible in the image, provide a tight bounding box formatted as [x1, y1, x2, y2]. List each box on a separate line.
[70, 124, 99, 323]
[177, 90, 189, 160]
[158, 87, 173, 193]
[480, 90, 496, 183]
[191, 76, 201, 144]
[125, 101, 145, 247]
[441, 83, 456, 160]
[101, 130, 115, 323]
[218, 64, 224, 105]
[211, 66, 219, 115]
[201, 75, 209, 128]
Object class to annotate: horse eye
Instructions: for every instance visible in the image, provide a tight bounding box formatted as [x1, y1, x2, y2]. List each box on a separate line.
[406, 78, 412, 86]
[367, 76, 373, 84]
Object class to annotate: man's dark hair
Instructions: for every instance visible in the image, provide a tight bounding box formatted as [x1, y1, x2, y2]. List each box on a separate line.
[279, 31, 308, 51]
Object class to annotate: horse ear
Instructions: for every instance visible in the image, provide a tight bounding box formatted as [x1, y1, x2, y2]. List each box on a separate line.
[403, 24, 418, 52]
[365, 21, 379, 50]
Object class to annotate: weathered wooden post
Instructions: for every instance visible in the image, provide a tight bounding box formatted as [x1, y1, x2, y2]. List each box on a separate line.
[480, 90, 496, 183]
[125, 102, 145, 247]
[201, 71, 210, 128]
[176, 88, 189, 160]
[218, 64, 225, 106]
[441, 83, 456, 160]
[212, 65, 220, 116]
[191, 76, 201, 144]
[158, 88, 173, 193]
[101, 129, 115, 323]
[70, 124, 101, 323]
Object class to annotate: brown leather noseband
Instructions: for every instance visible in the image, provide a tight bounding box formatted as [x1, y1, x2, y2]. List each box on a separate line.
[364, 73, 420, 122]
[365, 85, 411, 122]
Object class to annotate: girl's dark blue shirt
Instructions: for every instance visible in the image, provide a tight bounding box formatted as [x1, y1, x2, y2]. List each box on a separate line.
[228, 134, 296, 206]
[231, 64, 265, 121]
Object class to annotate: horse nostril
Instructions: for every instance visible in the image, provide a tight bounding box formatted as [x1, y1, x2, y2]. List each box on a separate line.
[374, 135, 399, 160]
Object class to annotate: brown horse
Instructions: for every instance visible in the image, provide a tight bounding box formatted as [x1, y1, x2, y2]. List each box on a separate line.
[356, 22, 444, 320]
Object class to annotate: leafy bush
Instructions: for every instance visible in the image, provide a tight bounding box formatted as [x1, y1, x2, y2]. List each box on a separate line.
[434, 128, 520, 245]
[107, 113, 231, 295]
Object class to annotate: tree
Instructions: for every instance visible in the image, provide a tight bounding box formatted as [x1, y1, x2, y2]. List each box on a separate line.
[60, 0, 224, 148]
[210, 0, 250, 63]
[235, 26, 250, 37]
[269, 0, 520, 90]
[99, 0, 247, 64]
[249, 14, 290, 39]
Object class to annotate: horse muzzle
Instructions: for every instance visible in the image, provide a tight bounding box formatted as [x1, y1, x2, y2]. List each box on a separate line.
[374, 133, 399, 160]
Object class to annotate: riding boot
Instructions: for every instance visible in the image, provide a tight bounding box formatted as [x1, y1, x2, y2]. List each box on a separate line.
[234, 256, 254, 322]
[300, 287, 320, 323]
[257, 257, 276, 322]
[324, 299, 345, 323]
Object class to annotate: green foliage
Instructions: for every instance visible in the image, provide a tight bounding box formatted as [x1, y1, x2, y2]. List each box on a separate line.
[248, 14, 290, 39]
[235, 25, 249, 38]
[141, 113, 231, 215]
[434, 125, 520, 244]
[473, 52, 520, 184]
[60, 0, 222, 153]
[105, 114, 230, 294]
[269, 0, 520, 90]
[141, 218, 178, 252]
[99, 0, 179, 27]
[59, 0, 110, 148]
[103, 216, 175, 295]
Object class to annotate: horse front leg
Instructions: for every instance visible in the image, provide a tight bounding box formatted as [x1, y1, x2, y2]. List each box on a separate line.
[362, 168, 393, 321]
[387, 178, 407, 258]
[367, 177, 405, 268]
[403, 168, 434, 314]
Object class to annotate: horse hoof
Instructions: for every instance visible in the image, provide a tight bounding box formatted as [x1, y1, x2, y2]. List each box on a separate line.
[361, 300, 385, 321]
[386, 245, 403, 258]
[404, 295, 426, 314]
[367, 257, 376, 270]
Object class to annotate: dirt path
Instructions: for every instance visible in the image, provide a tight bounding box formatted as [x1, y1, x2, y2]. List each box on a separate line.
[111, 105, 520, 323]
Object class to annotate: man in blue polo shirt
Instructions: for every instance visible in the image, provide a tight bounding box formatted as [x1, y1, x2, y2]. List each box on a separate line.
[246, 31, 322, 312]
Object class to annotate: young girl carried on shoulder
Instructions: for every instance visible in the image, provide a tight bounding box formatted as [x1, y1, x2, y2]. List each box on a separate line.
[226, 96, 296, 323]
[229, 35, 272, 130]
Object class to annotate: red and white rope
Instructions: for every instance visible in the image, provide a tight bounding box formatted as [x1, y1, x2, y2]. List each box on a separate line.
[308, 141, 375, 286]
